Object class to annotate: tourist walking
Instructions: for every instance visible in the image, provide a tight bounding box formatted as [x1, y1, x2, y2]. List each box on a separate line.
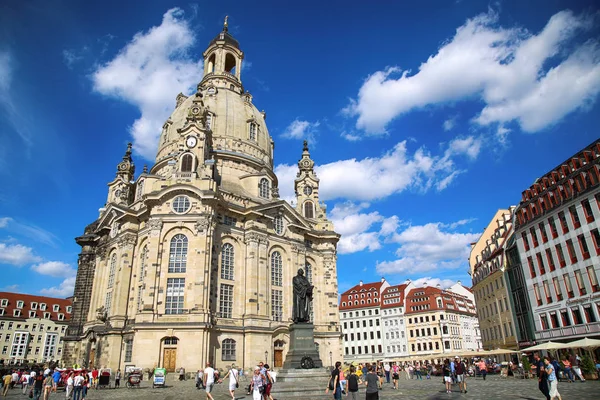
[325, 361, 342, 400]
[561, 357, 574, 382]
[384, 363, 391, 384]
[477, 358, 487, 380]
[114, 369, 121, 388]
[415, 362, 422, 380]
[456, 358, 467, 393]
[544, 356, 562, 400]
[43, 373, 53, 400]
[392, 364, 399, 390]
[2, 372, 11, 396]
[364, 365, 380, 400]
[81, 374, 89, 400]
[534, 352, 550, 400]
[250, 367, 265, 400]
[220, 364, 239, 400]
[203, 362, 216, 400]
[21, 370, 31, 395]
[52, 369, 60, 393]
[32, 374, 44, 400]
[65, 372, 74, 399]
[443, 359, 452, 394]
[73, 372, 85, 400]
[263, 364, 274, 400]
[346, 366, 361, 400]
[339, 364, 346, 395]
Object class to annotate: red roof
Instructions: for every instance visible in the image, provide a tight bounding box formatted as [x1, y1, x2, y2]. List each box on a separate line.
[404, 287, 476, 316]
[381, 284, 408, 309]
[339, 281, 384, 310]
[0, 292, 72, 322]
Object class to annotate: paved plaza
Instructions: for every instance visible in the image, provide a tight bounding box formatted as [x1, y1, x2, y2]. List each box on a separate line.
[2, 375, 599, 400]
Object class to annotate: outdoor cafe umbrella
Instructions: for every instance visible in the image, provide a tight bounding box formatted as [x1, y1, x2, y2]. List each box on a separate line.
[483, 348, 520, 356]
[520, 341, 565, 352]
[563, 337, 600, 349]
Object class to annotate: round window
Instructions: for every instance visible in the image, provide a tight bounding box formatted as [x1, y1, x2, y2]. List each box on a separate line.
[172, 196, 191, 214]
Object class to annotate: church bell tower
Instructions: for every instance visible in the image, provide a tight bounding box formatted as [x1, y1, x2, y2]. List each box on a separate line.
[295, 140, 321, 220]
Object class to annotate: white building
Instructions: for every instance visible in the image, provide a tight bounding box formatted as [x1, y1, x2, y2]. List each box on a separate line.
[514, 140, 600, 342]
[380, 282, 414, 358]
[339, 279, 389, 362]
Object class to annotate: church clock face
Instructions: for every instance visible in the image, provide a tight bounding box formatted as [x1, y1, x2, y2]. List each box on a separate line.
[186, 136, 197, 148]
[303, 186, 312, 195]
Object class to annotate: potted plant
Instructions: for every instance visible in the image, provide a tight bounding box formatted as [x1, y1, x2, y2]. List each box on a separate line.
[521, 356, 532, 379]
[580, 354, 598, 380]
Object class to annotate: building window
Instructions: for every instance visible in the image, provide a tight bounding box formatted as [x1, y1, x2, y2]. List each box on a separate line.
[172, 196, 191, 214]
[259, 178, 270, 199]
[168, 234, 188, 273]
[272, 289, 283, 321]
[533, 284, 542, 306]
[543, 280, 552, 303]
[304, 201, 314, 219]
[11, 332, 28, 358]
[561, 310, 571, 326]
[558, 211, 569, 233]
[104, 292, 112, 313]
[522, 232, 530, 251]
[221, 243, 235, 280]
[249, 122, 257, 141]
[587, 266, 600, 292]
[181, 154, 193, 172]
[108, 254, 117, 289]
[539, 222, 548, 243]
[223, 215, 237, 226]
[569, 206, 581, 229]
[124, 340, 133, 362]
[578, 235, 590, 260]
[528, 257, 536, 278]
[165, 278, 185, 314]
[271, 251, 283, 287]
[206, 113, 213, 130]
[31, 302, 37, 310]
[563, 274, 574, 298]
[584, 305, 597, 323]
[274, 215, 284, 235]
[29, 311, 36, 318]
[548, 217, 558, 238]
[136, 179, 144, 201]
[591, 229, 600, 255]
[550, 313, 559, 328]
[546, 249, 556, 271]
[572, 308, 583, 325]
[222, 339, 236, 361]
[582, 199, 595, 222]
[574, 269, 587, 296]
[566, 239, 577, 264]
[530, 228, 539, 247]
[219, 284, 233, 318]
[139, 245, 148, 282]
[556, 244, 566, 267]
[136, 286, 143, 312]
[553, 277, 563, 301]
[536, 253, 546, 275]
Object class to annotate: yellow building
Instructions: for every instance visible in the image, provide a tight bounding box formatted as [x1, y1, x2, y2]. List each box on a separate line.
[63, 21, 342, 373]
[470, 208, 518, 351]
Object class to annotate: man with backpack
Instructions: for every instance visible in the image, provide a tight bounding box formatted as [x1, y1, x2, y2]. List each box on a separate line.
[346, 366, 362, 400]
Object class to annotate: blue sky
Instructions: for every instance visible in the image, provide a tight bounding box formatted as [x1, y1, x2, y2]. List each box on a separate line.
[1, 0, 599, 297]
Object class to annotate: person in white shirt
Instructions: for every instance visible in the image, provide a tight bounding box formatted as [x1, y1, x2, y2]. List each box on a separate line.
[44, 368, 51, 377]
[11, 371, 19, 387]
[203, 362, 215, 400]
[219, 364, 239, 400]
[73, 373, 85, 400]
[21, 372, 31, 394]
[65, 373, 74, 399]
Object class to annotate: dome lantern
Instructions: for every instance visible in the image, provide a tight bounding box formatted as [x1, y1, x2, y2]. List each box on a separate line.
[201, 16, 244, 92]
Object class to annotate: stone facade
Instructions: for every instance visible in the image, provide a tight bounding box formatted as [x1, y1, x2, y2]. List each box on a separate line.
[63, 22, 342, 373]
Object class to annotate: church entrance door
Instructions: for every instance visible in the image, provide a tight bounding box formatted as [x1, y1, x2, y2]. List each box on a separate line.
[274, 350, 283, 368]
[163, 348, 177, 372]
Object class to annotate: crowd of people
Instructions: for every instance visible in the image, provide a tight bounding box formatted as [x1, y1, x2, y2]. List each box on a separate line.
[195, 360, 275, 400]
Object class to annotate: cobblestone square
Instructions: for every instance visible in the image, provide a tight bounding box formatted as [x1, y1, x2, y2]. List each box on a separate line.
[3, 375, 599, 400]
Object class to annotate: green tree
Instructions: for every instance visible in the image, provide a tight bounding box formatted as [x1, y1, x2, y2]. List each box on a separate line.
[580, 354, 596, 375]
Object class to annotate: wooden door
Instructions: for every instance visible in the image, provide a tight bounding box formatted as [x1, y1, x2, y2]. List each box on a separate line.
[89, 349, 95, 369]
[163, 348, 177, 372]
[274, 350, 283, 368]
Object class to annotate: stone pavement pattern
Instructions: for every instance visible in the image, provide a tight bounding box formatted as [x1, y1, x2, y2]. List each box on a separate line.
[3, 376, 599, 400]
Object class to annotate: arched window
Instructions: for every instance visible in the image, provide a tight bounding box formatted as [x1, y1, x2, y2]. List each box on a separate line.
[225, 53, 236, 74]
[181, 154, 193, 172]
[139, 245, 148, 282]
[305, 263, 313, 284]
[168, 234, 188, 273]
[259, 178, 270, 199]
[206, 113, 213, 130]
[136, 180, 144, 201]
[249, 122, 257, 141]
[304, 201, 314, 219]
[207, 54, 215, 73]
[222, 338, 236, 361]
[107, 254, 117, 289]
[221, 243, 234, 280]
[274, 215, 284, 235]
[271, 251, 282, 287]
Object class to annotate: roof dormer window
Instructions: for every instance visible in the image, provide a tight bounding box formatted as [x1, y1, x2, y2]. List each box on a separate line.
[58, 313, 64, 321]
[29, 311, 36, 318]
[0, 309, 4, 316]
[44, 312, 51, 319]
[16, 301, 24, 309]
[13, 309, 21, 317]
[40, 303, 46, 311]
[0, 299, 7, 307]
[66, 306, 72, 314]
[31, 302, 37, 310]
[53, 305, 59, 312]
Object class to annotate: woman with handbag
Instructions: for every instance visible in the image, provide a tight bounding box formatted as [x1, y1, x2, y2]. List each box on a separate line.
[250, 367, 265, 400]
[220, 364, 239, 400]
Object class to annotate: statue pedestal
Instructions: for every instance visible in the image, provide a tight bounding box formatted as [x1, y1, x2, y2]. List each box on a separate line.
[282, 323, 323, 369]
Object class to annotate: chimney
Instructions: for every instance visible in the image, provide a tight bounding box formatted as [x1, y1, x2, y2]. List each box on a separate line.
[381, 277, 386, 283]
[359, 280, 363, 286]
[457, 280, 461, 285]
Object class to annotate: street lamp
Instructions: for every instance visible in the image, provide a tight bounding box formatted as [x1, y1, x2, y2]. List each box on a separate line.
[265, 351, 268, 365]
[329, 351, 333, 368]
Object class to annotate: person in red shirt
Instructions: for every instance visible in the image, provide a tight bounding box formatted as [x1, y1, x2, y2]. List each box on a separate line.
[91, 369, 99, 389]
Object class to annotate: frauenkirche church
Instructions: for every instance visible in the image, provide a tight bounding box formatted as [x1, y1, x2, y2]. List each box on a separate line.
[63, 20, 342, 372]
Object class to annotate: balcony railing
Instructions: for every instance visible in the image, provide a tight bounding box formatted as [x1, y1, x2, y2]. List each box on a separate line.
[537, 321, 600, 339]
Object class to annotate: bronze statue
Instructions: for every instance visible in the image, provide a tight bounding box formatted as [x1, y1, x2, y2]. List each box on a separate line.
[292, 268, 313, 323]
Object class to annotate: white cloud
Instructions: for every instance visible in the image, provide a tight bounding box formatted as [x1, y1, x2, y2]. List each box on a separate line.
[276, 139, 475, 202]
[31, 261, 75, 278]
[0, 217, 59, 247]
[329, 202, 384, 254]
[338, 232, 381, 254]
[281, 119, 320, 142]
[376, 221, 480, 275]
[443, 117, 456, 131]
[445, 136, 481, 160]
[344, 10, 600, 135]
[0, 243, 42, 266]
[410, 277, 457, 289]
[92, 8, 203, 160]
[0, 284, 20, 292]
[62, 49, 84, 69]
[341, 131, 362, 141]
[40, 277, 76, 298]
